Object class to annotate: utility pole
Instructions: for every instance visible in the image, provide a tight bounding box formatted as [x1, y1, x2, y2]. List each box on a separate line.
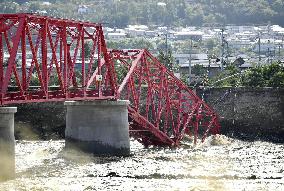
[282, 36, 284, 60]
[165, 32, 169, 69]
[161, 30, 170, 70]
[278, 44, 281, 60]
[258, 35, 261, 66]
[268, 47, 271, 64]
[188, 38, 192, 86]
[165, 32, 168, 60]
[207, 53, 211, 78]
[158, 31, 170, 70]
[221, 28, 225, 70]
[226, 40, 229, 64]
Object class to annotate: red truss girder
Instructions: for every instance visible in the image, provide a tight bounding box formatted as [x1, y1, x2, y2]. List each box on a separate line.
[111, 49, 220, 146]
[0, 14, 220, 146]
[0, 13, 117, 105]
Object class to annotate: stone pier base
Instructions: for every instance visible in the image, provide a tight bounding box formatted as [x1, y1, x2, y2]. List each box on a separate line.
[0, 107, 16, 182]
[65, 100, 130, 156]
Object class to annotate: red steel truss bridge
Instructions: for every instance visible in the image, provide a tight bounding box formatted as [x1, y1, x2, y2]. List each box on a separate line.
[0, 13, 220, 146]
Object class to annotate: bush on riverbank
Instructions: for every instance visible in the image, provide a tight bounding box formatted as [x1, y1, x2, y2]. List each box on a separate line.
[210, 62, 284, 88]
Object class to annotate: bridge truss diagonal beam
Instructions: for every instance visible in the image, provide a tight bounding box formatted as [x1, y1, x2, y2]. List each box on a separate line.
[110, 49, 220, 146]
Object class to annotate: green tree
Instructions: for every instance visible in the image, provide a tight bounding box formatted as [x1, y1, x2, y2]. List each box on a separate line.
[192, 64, 206, 76]
[157, 50, 175, 71]
[262, 62, 284, 87]
[210, 64, 241, 87]
[268, 71, 284, 87]
[1, 1, 20, 13]
[28, 2, 41, 13]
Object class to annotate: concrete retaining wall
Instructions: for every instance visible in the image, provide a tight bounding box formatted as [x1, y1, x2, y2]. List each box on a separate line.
[197, 87, 284, 142]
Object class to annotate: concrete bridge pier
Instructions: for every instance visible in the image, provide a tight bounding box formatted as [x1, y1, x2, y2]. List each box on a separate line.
[0, 107, 16, 182]
[65, 100, 130, 156]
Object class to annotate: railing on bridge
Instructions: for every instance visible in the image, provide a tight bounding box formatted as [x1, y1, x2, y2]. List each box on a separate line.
[0, 13, 220, 146]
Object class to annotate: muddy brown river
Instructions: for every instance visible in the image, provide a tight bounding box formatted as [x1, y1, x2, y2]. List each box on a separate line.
[0, 135, 283, 191]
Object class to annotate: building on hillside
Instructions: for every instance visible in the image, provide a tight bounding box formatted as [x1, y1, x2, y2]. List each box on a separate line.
[174, 31, 203, 41]
[174, 53, 208, 65]
[125, 25, 148, 37]
[144, 30, 157, 38]
[225, 25, 240, 34]
[78, 5, 89, 14]
[227, 38, 253, 49]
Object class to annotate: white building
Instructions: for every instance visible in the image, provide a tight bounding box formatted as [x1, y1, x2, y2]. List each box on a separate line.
[125, 25, 148, 37]
[78, 5, 89, 14]
[227, 38, 253, 49]
[174, 31, 203, 41]
[173, 53, 208, 65]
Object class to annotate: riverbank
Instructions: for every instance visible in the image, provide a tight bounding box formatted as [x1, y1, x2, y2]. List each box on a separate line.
[197, 87, 284, 142]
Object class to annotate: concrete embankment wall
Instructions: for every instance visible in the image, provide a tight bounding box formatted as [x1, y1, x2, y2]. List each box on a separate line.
[197, 87, 284, 142]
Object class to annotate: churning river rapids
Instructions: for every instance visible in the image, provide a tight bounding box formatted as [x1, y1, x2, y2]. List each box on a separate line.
[0, 135, 283, 191]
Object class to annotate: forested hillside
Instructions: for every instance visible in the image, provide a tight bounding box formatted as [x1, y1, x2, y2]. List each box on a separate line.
[0, 0, 283, 27]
